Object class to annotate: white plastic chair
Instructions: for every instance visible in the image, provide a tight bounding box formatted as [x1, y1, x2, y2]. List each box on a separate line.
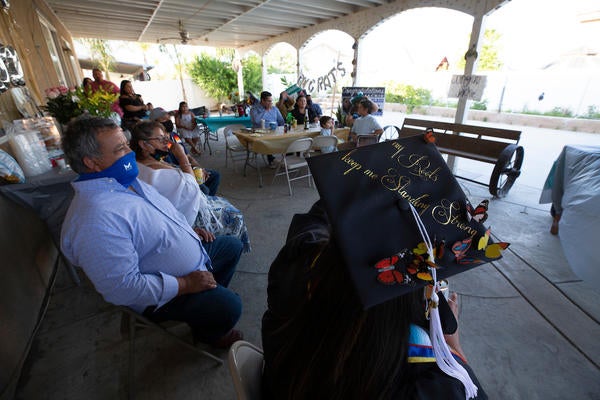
[271, 137, 313, 196]
[311, 135, 338, 154]
[356, 132, 382, 147]
[224, 124, 249, 171]
[228, 340, 264, 400]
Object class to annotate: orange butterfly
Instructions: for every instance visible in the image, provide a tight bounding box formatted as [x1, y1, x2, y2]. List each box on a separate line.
[423, 128, 436, 144]
[374, 255, 404, 285]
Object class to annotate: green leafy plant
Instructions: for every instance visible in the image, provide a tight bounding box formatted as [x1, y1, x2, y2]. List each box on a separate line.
[470, 100, 488, 110]
[384, 82, 433, 113]
[44, 85, 120, 123]
[188, 53, 262, 103]
[335, 104, 346, 127]
[75, 87, 119, 118]
[581, 105, 600, 120]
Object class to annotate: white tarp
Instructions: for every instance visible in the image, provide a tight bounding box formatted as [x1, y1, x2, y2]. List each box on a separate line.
[540, 145, 600, 282]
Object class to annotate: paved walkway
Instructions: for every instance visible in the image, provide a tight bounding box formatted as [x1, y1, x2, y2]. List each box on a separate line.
[16, 121, 600, 399]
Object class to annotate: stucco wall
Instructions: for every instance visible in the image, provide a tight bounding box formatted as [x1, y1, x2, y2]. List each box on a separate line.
[0, 0, 79, 121]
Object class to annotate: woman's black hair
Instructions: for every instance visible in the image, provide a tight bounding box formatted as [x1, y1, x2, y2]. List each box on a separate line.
[266, 238, 426, 400]
[119, 79, 131, 96]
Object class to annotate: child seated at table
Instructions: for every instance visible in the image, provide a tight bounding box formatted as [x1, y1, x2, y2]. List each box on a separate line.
[318, 116, 336, 153]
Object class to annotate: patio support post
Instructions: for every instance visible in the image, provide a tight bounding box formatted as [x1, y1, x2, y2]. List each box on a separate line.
[351, 39, 360, 86]
[233, 50, 244, 99]
[296, 48, 300, 78]
[261, 54, 267, 95]
[449, 6, 485, 171]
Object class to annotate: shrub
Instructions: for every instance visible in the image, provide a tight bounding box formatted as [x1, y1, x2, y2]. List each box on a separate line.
[384, 82, 433, 113]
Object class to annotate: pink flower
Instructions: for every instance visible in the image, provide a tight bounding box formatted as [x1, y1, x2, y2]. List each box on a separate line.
[45, 88, 60, 99]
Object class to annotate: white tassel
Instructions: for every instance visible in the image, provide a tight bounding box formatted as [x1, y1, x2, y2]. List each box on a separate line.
[409, 205, 478, 400]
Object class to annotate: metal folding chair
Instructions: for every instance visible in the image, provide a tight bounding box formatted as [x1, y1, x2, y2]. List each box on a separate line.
[271, 137, 313, 196]
[119, 306, 223, 399]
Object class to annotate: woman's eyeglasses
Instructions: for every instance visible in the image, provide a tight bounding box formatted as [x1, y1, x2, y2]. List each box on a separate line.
[146, 136, 169, 144]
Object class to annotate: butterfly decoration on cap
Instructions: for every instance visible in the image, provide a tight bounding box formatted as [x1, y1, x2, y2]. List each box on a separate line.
[373, 239, 445, 286]
[466, 199, 489, 224]
[452, 226, 510, 264]
[423, 128, 436, 144]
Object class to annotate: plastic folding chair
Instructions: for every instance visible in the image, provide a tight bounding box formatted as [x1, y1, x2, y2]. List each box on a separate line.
[228, 340, 264, 400]
[356, 132, 383, 147]
[311, 135, 338, 154]
[271, 138, 313, 196]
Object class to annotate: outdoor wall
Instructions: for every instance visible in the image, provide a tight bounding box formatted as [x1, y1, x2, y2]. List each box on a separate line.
[133, 79, 215, 113]
[0, 0, 79, 121]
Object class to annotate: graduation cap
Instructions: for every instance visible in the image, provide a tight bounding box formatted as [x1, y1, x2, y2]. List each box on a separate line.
[307, 134, 507, 308]
[307, 134, 507, 397]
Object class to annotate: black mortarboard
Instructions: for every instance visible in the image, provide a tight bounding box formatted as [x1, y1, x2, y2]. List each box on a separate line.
[307, 134, 508, 309]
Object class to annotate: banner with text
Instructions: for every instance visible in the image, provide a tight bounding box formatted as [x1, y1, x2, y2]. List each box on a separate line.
[342, 87, 385, 116]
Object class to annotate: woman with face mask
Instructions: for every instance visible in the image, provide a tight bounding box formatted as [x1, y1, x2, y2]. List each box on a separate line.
[130, 121, 250, 253]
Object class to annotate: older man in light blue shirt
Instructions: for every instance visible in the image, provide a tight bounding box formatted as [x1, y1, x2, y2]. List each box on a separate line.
[60, 117, 243, 348]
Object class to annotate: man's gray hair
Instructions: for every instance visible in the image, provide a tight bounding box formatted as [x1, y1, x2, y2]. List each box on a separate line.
[62, 116, 119, 173]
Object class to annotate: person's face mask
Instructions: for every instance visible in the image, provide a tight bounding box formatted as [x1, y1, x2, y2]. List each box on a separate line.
[152, 148, 170, 161]
[77, 152, 139, 187]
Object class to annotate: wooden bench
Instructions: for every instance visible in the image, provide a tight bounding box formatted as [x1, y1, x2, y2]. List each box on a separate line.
[400, 118, 524, 197]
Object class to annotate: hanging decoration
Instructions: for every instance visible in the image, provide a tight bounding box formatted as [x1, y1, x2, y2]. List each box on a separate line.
[297, 61, 346, 94]
[0, 43, 25, 92]
[0, 45, 25, 86]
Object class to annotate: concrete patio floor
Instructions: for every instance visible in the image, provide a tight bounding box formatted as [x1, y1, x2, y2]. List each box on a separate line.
[14, 117, 600, 400]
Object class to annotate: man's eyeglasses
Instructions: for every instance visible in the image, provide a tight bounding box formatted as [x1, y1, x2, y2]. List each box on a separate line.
[146, 137, 169, 144]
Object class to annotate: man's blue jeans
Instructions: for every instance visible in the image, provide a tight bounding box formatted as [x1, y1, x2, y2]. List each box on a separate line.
[144, 236, 243, 343]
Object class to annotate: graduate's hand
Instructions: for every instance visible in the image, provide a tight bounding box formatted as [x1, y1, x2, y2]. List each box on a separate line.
[444, 292, 467, 362]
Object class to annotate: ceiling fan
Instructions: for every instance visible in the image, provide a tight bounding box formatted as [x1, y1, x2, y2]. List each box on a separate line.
[158, 20, 197, 45]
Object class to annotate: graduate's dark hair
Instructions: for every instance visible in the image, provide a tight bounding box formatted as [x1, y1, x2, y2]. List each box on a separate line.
[269, 239, 426, 400]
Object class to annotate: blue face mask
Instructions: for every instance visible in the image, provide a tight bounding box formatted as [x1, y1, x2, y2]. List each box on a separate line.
[77, 151, 139, 188]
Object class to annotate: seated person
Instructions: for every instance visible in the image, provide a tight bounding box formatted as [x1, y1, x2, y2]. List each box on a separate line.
[60, 116, 244, 348]
[290, 95, 318, 125]
[250, 91, 285, 129]
[339, 97, 383, 150]
[276, 90, 295, 121]
[150, 107, 221, 196]
[175, 101, 202, 155]
[262, 200, 488, 399]
[131, 121, 251, 253]
[318, 116, 336, 153]
[118, 80, 147, 132]
[306, 94, 323, 122]
[250, 91, 284, 166]
[263, 135, 497, 399]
